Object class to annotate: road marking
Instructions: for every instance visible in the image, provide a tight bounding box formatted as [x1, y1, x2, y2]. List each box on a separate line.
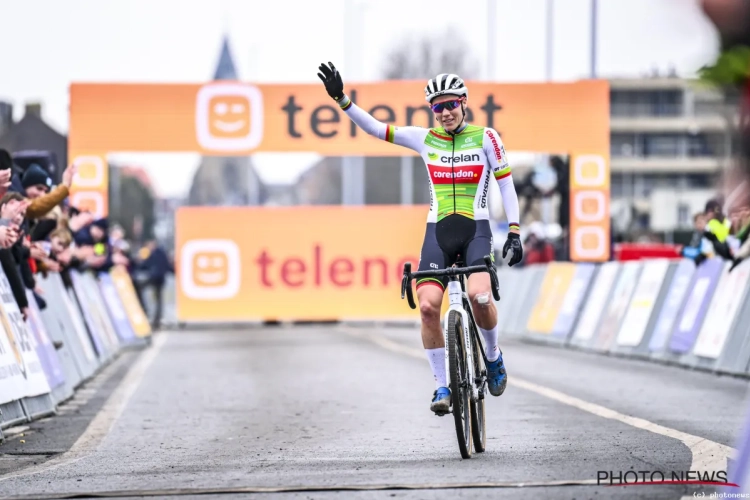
[0, 332, 169, 483]
[342, 328, 736, 474]
[0, 479, 607, 499]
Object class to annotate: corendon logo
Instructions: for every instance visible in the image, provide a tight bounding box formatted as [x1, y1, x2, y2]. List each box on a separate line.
[485, 129, 503, 162]
[429, 165, 483, 184]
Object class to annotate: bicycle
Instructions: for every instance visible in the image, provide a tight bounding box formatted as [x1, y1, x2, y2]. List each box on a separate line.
[400, 254, 502, 459]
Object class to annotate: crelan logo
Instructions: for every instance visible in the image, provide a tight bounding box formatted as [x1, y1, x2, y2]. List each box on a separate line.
[427, 152, 438, 160]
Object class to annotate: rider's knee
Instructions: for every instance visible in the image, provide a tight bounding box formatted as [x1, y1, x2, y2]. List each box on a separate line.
[419, 299, 440, 321]
[472, 291, 492, 307]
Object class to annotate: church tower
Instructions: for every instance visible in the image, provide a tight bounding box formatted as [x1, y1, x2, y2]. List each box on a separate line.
[187, 35, 264, 207]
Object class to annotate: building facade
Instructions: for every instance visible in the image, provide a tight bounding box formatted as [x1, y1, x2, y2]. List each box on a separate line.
[608, 77, 734, 237]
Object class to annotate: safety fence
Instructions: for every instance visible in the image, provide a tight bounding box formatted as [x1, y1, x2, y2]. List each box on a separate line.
[496, 257, 750, 377]
[0, 266, 151, 442]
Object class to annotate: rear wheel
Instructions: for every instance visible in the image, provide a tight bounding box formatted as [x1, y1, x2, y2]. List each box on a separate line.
[448, 310, 472, 459]
[469, 319, 486, 453]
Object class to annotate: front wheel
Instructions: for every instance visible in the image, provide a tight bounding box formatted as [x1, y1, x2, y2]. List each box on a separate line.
[469, 319, 486, 453]
[447, 310, 472, 459]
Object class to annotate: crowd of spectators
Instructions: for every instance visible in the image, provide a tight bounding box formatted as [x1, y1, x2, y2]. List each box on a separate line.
[681, 195, 750, 271]
[0, 148, 173, 329]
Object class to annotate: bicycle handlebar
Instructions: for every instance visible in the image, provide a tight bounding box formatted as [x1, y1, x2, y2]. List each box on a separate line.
[400, 254, 501, 310]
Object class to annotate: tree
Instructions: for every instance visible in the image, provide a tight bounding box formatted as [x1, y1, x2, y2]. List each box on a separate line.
[380, 33, 480, 80]
[109, 168, 156, 243]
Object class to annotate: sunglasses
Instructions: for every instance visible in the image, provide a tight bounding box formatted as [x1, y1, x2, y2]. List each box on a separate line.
[430, 98, 463, 113]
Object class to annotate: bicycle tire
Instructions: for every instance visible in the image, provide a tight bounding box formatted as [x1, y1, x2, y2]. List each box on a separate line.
[448, 309, 472, 459]
[469, 319, 486, 453]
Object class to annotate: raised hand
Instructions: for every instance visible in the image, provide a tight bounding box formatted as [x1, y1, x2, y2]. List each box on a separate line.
[317, 62, 345, 101]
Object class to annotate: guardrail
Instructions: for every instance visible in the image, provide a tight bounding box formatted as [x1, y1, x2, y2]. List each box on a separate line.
[496, 256, 750, 493]
[496, 257, 750, 377]
[0, 266, 151, 441]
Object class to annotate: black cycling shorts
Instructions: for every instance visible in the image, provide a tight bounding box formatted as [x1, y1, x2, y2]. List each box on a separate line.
[416, 214, 494, 291]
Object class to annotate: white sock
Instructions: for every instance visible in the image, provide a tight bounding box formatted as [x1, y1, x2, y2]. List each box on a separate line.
[479, 325, 500, 362]
[426, 348, 447, 388]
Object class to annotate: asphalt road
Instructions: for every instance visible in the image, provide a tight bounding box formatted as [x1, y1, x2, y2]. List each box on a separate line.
[0, 325, 748, 500]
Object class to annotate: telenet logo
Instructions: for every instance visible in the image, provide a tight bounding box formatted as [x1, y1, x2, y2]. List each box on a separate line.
[180, 239, 241, 300]
[72, 156, 106, 189]
[195, 83, 264, 152]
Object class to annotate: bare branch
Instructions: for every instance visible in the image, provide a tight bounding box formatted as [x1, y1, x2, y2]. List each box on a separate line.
[381, 33, 479, 81]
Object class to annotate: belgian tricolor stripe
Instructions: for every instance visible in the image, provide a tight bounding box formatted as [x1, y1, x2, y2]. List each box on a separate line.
[385, 125, 395, 143]
[429, 130, 451, 141]
[417, 278, 444, 291]
[338, 95, 352, 111]
[494, 166, 511, 179]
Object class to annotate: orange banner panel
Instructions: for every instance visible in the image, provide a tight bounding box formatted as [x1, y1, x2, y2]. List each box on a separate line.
[69, 80, 609, 156]
[175, 206, 433, 321]
[69, 152, 109, 190]
[67, 152, 109, 218]
[570, 154, 610, 262]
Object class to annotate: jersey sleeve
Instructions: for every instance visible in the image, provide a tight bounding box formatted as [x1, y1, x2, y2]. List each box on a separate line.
[483, 128, 520, 231]
[336, 94, 427, 152]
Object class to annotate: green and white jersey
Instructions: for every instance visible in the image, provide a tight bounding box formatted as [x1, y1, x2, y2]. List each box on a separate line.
[337, 94, 519, 229]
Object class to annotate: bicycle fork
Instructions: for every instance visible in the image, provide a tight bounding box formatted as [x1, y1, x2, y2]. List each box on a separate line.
[443, 280, 477, 404]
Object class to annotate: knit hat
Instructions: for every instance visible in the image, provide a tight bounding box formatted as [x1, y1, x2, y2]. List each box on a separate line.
[21, 164, 51, 190]
[92, 218, 109, 232]
[0, 149, 12, 170]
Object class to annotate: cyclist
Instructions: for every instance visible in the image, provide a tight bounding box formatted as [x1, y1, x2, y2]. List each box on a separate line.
[317, 62, 523, 415]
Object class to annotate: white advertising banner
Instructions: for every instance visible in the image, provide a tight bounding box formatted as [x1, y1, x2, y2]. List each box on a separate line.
[572, 261, 620, 341]
[0, 325, 26, 404]
[693, 260, 750, 359]
[616, 259, 671, 347]
[0, 272, 50, 397]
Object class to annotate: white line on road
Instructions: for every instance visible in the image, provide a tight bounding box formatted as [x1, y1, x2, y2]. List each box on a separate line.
[342, 328, 736, 474]
[0, 332, 169, 482]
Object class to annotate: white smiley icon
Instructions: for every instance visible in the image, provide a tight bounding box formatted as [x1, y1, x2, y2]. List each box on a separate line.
[195, 83, 264, 152]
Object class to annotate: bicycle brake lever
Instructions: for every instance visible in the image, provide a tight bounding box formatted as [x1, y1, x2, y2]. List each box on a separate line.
[483, 254, 501, 302]
[401, 263, 412, 300]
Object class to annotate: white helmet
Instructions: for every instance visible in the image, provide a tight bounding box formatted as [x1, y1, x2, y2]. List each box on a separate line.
[424, 73, 468, 102]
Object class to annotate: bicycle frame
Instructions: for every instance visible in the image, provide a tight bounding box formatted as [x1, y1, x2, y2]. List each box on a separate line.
[400, 254, 502, 404]
[444, 276, 478, 402]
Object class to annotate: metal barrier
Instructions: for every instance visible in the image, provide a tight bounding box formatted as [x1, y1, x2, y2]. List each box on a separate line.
[499, 257, 750, 381]
[0, 266, 151, 434]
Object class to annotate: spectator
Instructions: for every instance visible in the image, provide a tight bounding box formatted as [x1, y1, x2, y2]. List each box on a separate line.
[703, 197, 733, 260]
[523, 232, 556, 266]
[0, 193, 30, 318]
[729, 201, 750, 271]
[72, 218, 115, 273]
[22, 163, 77, 220]
[547, 156, 570, 233]
[681, 212, 712, 266]
[139, 239, 174, 330]
[0, 149, 26, 195]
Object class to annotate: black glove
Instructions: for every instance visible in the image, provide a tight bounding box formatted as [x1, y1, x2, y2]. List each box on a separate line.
[317, 62, 345, 101]
[730, 257, 744, 273]
[694, 253, 707, 267]
[503, 232, 523, 267]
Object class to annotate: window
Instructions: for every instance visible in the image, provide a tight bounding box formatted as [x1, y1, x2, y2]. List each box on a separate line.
[611, 133, 637, 157]
[643, 134, 680, 157]
[610, 90, 683, 117]
[686, 134, 710, 156]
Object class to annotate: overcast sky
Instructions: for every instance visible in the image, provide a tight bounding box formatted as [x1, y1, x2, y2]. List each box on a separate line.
[0, 0, 721, 197]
